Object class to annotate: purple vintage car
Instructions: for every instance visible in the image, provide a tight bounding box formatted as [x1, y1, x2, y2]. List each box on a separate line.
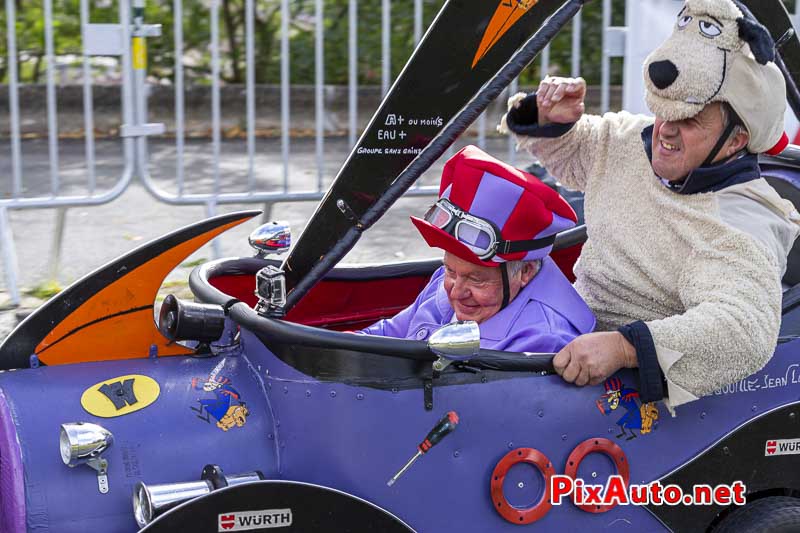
[4, 0, 800, 531]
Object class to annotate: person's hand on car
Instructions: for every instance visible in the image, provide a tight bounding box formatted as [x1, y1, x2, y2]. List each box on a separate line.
[553, 331, 637, 387]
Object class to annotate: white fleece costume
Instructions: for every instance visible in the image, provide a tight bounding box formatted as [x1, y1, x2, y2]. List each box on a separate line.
[502, 106, 800, 409]
[501, 0, 800, 411]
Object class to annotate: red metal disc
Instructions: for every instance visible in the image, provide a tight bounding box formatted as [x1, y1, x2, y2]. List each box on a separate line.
[490, 447, 555, 525]
[563, 437, 630, 513]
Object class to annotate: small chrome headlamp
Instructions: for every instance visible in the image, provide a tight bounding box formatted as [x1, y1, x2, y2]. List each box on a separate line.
[60, 422, 113, 467]
[59, 422, 114, 493]
[248, 221, 291, 258]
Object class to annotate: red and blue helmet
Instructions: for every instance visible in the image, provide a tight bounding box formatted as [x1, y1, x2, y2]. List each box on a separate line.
[411, 145, 577, 267]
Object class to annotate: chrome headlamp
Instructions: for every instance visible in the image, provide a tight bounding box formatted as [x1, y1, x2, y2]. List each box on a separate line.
[248, 221, 291, 258]
[59, 422, 114, 493]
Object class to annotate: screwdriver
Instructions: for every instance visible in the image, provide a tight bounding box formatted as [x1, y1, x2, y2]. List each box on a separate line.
[387, 411, 459, 487]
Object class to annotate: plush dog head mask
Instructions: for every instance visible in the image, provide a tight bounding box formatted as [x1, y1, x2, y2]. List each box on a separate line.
[644, 0, 786, 153]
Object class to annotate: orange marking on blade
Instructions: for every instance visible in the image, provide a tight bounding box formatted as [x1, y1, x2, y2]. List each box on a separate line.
[36, 217, 248, 365]
[472, 0, 539, 69]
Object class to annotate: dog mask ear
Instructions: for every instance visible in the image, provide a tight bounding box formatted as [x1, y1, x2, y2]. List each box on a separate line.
[733, 0, 775, 65]
[737, 17, 775, 64]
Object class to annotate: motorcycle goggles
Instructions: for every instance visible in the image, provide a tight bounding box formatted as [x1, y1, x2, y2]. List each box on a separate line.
[423, 198, 557, 261]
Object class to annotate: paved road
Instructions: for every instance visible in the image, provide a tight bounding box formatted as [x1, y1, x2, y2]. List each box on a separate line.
[0, 135, 534, 332]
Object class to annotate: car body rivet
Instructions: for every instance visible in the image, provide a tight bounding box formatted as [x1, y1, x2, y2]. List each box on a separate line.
[391, 388, 399, 394]
[723, 446, 730, 456]
[268, 434, 274, 440]
[790, 412, 797, 421]
[357, 393, 365, 400]
[561, 434, 567, 441]
[537, 410, 544, 418]
[305, 390, 311, 397]
[591, 472, 597, 478]
[700, 412, 706, 419]
[330, 391, 337, 398]
[752, 405, 758, 412]
[518, 482, 525, 489]
[453, 451, 460, 458]
[508, 442, 514, 449]
[481, 376, 488, 383]
[283, 386, 289, 394]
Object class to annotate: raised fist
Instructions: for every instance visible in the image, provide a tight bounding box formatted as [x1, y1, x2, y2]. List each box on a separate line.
[536, 76, 587, 125]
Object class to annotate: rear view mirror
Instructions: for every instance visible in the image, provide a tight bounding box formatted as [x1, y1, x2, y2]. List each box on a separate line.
[428, 321, 480, 363]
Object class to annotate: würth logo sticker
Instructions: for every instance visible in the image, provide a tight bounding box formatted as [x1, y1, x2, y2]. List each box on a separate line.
[764, 439, 800, 456]
[218, 509, 292, 531]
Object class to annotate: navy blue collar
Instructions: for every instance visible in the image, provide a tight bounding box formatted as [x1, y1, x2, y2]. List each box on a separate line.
[641, 125, 760, 195]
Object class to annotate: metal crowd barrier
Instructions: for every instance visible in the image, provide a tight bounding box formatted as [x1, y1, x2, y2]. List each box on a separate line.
[2, 0, 138, 304]
[2, 0, 609, 305]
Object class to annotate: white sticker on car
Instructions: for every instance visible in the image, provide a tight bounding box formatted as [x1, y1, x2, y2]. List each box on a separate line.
[764, 439, 800, 456]
[218, 509, 293, 531]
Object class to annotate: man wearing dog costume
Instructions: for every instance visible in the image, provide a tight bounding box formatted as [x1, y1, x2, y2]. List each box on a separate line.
[499, 0, 800, 412]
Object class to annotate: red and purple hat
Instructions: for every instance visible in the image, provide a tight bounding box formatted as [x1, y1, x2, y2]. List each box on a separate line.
[411, 145, 577, 267]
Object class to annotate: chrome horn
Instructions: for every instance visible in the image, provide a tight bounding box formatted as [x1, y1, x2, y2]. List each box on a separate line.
[132, 466, 264, 527]
[133, 479, 212, 527]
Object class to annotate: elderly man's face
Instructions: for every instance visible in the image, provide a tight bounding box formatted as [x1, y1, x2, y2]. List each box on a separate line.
[651, 102, 748, 182]
[443, 252, 535, 324]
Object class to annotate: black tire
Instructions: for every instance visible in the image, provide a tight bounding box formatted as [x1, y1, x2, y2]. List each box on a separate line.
[713, 496, 800, 533]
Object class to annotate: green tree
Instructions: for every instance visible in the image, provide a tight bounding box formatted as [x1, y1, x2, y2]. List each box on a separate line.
[2, 0, 796, 86]
[0, 0, 120, 83]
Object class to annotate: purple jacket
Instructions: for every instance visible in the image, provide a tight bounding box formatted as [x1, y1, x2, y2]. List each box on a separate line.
[361, 257, 595, 352]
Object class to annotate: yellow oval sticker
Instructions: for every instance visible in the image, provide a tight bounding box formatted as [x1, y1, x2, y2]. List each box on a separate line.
[81, 374, 160, 418]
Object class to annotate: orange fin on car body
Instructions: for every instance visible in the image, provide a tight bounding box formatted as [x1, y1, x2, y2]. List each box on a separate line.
[0, 211, 260, 369]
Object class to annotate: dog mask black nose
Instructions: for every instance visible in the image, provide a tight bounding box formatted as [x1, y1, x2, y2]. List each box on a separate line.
[649, 60, 679, 90]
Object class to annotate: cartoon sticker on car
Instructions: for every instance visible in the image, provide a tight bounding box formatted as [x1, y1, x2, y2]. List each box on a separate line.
[190, 374, 249, 432]
[596, 377, 659, 440]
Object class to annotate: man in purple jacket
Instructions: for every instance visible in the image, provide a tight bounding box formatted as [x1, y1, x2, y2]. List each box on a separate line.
[361, 145, 595, 353]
